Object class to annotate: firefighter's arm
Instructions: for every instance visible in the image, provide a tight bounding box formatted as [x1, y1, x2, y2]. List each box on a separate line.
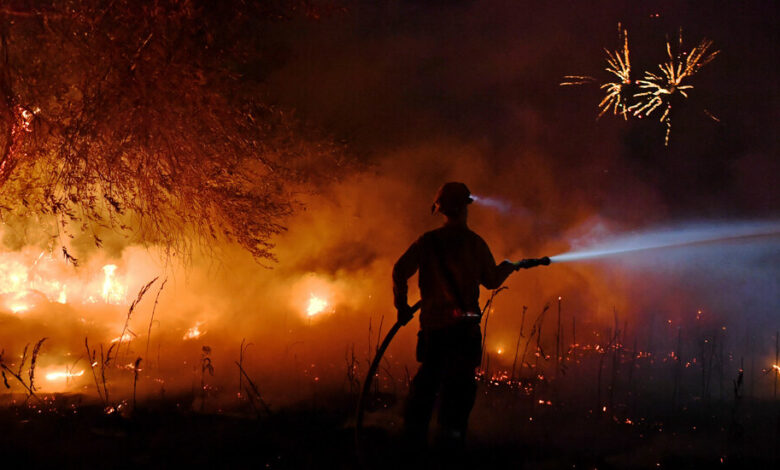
[480, 239, 516, 289]
[392, 240, 420, 325]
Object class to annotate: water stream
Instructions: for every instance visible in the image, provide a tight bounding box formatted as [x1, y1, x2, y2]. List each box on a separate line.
[551, 220, 780, 263]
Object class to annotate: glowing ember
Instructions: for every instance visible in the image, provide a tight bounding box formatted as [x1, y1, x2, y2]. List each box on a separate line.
[46, 369, 85, 381]
[772, 364, 780, 373]
[496, 347, 504, 355]
[110, 333, 134, 343]
[183, 322, 206, 340]
[306, 294, 328, 317]
[9, 303, 30, 313]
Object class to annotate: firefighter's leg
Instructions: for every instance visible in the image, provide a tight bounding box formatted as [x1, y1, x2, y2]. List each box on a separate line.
[437, 361, 477, 443]
[437, 323, 481, 443]
[403, 360, 442, 446]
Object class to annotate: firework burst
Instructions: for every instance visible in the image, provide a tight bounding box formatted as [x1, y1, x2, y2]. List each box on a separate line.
[562, 26, 718, 146]
[630, 31, 719, 144]
[562, 26, 633, 119]
[598, 27, 633, 119]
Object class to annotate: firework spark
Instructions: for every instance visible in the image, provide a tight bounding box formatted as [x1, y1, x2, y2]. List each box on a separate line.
[598, 27, 633, 119]
[630, 31, 719, 144]
[560, 75, 596, 86]
[561, 26, 633, 119]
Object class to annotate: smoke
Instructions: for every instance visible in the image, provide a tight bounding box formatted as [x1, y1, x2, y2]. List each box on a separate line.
[0, 0, 778, 404]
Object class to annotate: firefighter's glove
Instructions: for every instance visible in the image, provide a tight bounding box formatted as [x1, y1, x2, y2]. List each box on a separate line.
[397, 304, 415, 326]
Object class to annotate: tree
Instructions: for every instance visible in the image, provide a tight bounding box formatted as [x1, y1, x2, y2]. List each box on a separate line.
[0, 0, 343, 260]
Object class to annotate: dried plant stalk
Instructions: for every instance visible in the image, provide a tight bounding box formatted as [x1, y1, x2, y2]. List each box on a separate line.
[132, 357, 142, 412]
[28, 337, 47, 393]
[145, 278, 168, 368]
[235, 361, 272, 416]
[84, 337, 105, 403]
[116, 277, 159, 358]
[480, 287, 508, 371]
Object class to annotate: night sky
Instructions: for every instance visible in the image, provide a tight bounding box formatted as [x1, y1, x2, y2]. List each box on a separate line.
[251, 0, 780, 334]
[264, 0, 777, 224]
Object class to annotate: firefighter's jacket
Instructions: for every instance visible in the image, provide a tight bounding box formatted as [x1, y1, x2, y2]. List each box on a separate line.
[392, 223, 515, 330]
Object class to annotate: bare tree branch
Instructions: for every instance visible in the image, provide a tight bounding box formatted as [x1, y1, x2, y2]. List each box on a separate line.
[0, 0, 345, 259]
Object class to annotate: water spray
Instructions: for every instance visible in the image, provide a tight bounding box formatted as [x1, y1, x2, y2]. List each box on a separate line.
[550, 220, 780, 263]
[471, 194, 778, 266]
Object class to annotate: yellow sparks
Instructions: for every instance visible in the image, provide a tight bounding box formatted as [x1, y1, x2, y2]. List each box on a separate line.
[560, 75, 595, 86]
[598, 26, 632, 119]
[561, 25, 718, 146]
[630, 32, 719, 145]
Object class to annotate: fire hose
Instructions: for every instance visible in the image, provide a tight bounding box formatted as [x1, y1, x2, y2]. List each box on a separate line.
[355, 300, 421, 452]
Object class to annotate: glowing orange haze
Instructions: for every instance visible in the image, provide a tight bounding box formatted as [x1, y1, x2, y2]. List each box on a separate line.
[0, 223, 639, 405]
[0, 164, 736, 404]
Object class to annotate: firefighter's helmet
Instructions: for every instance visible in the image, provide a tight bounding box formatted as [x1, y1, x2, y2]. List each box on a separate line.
[431, 182, 474, 215]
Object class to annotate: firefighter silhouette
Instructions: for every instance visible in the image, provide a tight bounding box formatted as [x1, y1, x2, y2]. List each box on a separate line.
[393, 182, 549, 449]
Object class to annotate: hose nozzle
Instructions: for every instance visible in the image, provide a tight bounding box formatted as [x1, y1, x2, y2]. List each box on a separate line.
[515, 256, 551, 270]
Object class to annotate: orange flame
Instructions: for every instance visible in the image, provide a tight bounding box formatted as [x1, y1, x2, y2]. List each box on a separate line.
[45, 369, 85, 381]
[1, 250, 133, 313]
[101, 264, 126, 304]
[183, 322, 205, 340]
[306, 294, 328, 317]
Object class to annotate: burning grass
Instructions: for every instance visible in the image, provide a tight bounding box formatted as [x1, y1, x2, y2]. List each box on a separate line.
[0, 236, 777, 467]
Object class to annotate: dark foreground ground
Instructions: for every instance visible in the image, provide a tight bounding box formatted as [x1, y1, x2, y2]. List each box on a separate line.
[1, 390, 777, 469]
